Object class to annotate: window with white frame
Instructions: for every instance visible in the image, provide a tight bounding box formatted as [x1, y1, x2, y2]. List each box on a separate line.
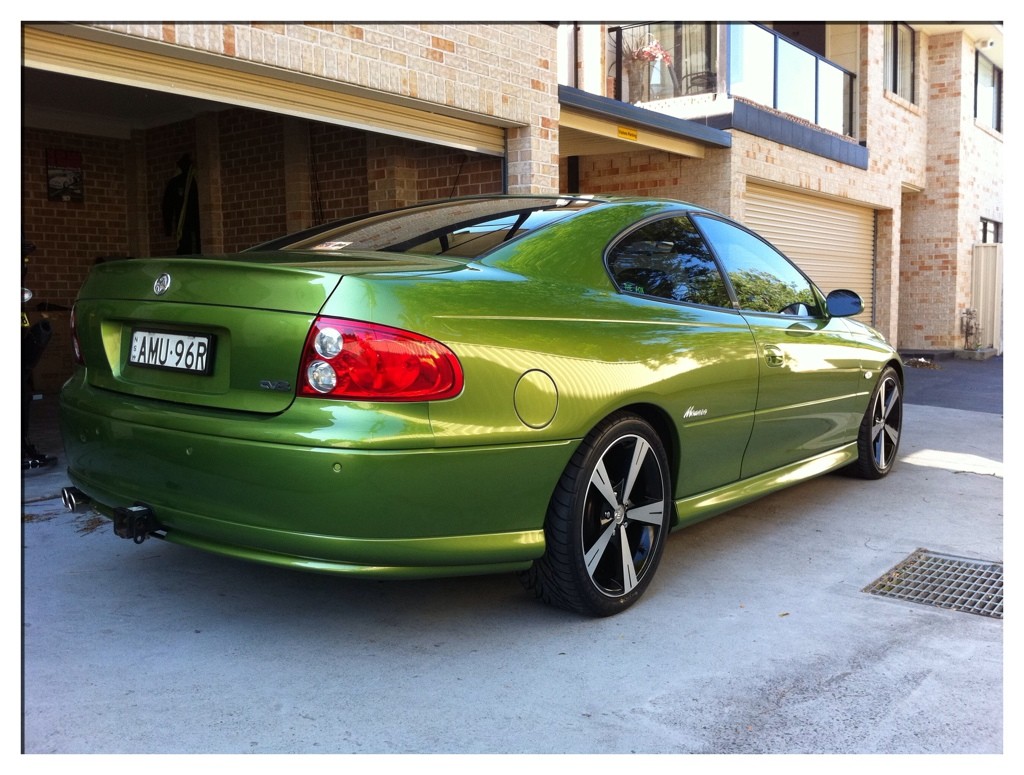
[884, 23, 915, 103]
[976, 53, 1003, 132]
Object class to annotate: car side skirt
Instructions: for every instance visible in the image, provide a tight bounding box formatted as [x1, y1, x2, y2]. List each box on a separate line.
[672, 442, 859, 530]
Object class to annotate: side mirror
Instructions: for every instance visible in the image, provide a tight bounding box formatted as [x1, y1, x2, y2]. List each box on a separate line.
[826, 289, 863, 318]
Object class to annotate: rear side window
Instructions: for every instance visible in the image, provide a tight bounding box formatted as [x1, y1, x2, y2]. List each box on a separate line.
[607, 216, 733, 309]
[255, 197, 597, 258]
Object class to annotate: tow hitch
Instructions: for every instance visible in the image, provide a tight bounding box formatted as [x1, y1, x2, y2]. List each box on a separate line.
[112, 504, 161, 544]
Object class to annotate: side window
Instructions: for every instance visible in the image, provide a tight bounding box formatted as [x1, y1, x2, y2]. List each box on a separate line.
[693, 215, 820, 316]
[607, 216, 732, 309]
[884, 22, 916, 104]
[976, 52, 1002, 133]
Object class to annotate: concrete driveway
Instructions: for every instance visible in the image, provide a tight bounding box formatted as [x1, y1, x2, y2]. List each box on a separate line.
[19, 357, 1003, 754]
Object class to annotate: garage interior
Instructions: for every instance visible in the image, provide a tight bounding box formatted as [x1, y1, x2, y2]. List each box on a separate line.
[22, 54, 510, 395]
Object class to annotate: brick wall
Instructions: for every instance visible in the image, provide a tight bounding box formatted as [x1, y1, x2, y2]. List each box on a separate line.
[218, 110, 288, 251]
[571, 147, 734, 214]
[860, 26, 929, 191]
[897, 31, 1003, 351]
[21, 127, 131, 309]
[309, 125, 369, 221]
[363, 135, 504, 211]
[416, 146, 504, 201]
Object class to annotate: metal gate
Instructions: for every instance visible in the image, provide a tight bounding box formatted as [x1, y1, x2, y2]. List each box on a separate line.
[970, 244, 1003, 354]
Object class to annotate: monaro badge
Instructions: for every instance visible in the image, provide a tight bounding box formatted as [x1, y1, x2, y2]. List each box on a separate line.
[153, 273, 172, 295]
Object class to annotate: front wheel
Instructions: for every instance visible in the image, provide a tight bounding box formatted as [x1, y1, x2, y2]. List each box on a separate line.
[520, 413, 671, 616]
[852, 366, 903, 479]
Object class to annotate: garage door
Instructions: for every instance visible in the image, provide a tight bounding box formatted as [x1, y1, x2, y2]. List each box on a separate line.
[22, 24, 509, 157]
[743, 182, 876, 323]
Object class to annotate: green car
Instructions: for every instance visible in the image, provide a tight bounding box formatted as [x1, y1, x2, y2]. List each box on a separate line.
[59, 195, 903, 616]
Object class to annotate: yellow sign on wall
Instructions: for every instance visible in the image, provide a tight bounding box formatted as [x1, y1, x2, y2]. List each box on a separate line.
[617, 126, 638, 142]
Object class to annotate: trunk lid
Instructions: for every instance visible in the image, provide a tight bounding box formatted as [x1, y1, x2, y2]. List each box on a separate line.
[74, 253, 459, 414]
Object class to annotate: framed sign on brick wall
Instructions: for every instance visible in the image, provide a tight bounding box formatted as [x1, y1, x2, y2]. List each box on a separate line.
[46, 148, 83, 202]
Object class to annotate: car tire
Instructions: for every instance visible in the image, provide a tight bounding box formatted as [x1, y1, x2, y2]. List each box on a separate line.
[521, 412, 671, 616]
[851, 366, 903, 479]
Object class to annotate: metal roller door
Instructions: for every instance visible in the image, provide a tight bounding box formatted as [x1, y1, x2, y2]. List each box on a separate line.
[744, 182, 876, 323]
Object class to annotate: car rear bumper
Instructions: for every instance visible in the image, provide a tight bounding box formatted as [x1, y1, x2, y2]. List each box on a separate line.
[60, 390, 573, 577]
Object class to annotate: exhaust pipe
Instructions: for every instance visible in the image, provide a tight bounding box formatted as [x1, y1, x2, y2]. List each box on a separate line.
[61, 486, 89, 512]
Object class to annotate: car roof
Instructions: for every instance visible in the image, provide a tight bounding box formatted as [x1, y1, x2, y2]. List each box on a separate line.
[247, 194, 719, 253]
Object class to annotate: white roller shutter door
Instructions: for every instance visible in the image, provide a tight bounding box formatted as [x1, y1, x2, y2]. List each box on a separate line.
[744, 182, 876, 323]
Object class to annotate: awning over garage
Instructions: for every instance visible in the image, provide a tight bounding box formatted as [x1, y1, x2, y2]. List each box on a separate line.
[558, 85, 731, 159]
[22, 23, 512, 157]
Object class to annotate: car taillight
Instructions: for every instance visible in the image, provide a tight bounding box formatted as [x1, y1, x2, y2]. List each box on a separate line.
[298, 317, 463, 401]
[70, 305, 85, 366]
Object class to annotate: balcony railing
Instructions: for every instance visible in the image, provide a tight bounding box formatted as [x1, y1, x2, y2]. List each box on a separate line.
[727, 23, 855, 136]
[606, 22, 856, 137]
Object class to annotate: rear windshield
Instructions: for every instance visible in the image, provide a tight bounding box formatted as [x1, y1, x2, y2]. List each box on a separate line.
[251, 197, 598, 258]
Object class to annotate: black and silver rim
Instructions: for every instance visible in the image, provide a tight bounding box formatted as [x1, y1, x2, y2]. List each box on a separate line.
[870, 375, 902, 471]
[581, 433, 667, 598]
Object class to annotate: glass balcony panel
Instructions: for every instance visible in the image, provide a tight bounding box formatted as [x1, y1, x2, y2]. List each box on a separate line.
[728, 22, 855, 137]
[817, 61, 846, 135]
[776, 41, 816, 123]
[599, 22, 855, 136]
[729, 24, 775, 106]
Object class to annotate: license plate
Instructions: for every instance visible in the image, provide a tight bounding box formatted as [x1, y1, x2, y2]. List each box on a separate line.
[129, 329, 214, 375]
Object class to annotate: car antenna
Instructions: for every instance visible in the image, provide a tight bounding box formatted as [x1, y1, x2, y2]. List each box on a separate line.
[448, 155, 467, 199]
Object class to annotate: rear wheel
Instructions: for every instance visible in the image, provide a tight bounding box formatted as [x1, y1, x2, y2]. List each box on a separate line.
[852, 366, 903, 479]
[521, 413, 671, 616]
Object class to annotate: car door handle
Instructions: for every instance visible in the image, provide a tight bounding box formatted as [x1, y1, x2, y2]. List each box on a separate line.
[763, 344, 785, 367]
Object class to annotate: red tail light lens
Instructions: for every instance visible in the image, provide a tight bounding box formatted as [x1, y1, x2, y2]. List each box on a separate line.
[298, 317, 463, 401]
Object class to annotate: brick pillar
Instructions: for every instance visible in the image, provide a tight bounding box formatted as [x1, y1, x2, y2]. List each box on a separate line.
[283, 117, 312, 233]
[194, 112, 223, 255]
[366, 135, 419, 211]
[873, 208, 899, 346]
[125, 131, 149, 258]
[506, 118, 560, 194]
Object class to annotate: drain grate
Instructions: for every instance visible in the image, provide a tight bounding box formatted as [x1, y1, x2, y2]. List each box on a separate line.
[863, 549, 1003, 619]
